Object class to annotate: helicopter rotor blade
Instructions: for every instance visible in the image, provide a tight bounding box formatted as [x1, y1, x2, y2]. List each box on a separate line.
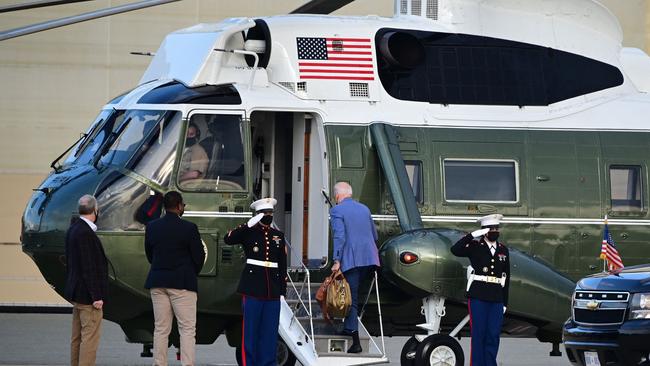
[0, 0, 95, 14]
[0, 0, 179, 41]
[290, 0, 356, 14]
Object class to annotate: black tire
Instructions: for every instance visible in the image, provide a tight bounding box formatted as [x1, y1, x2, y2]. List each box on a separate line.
[235, 347, 242, 366]
[415, 334, 464, 366]
[401, 336, 420, 366]
[277, 338, 297, 366]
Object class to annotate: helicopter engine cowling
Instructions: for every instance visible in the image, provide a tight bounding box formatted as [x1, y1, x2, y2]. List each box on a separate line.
[379, 227, 575, 326]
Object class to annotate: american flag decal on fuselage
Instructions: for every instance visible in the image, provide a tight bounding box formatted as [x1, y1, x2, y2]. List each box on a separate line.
[296, 37, 374, 81]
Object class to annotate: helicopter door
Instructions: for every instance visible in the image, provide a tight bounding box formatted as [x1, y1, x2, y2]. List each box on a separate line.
[250, 111, 328, 268]
[291, 114, 329, 268]
[176, 110, 248, 277]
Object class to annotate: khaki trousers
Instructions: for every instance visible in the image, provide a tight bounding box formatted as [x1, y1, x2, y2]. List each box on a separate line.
[70, 302, 103, 366]
[150, 288, 197, 366]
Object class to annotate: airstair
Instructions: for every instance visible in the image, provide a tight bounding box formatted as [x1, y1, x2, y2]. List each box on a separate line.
[279, 255, 388, 365]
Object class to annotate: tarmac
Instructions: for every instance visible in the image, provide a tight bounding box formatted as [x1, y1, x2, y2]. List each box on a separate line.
[0, 312, 571, 366]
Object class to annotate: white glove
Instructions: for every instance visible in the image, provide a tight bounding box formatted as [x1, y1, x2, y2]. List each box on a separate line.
[503, 306, 507, 314]
[471, 228, 489, 238]
[247, 213, 264, 228]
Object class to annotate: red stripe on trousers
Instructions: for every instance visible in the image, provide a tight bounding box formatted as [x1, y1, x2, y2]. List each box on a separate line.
[241, 296, 247, 366]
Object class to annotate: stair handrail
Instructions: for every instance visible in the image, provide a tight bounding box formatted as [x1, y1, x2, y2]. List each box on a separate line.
[358, 270, 386, 357]
[277, 230, 316, 351]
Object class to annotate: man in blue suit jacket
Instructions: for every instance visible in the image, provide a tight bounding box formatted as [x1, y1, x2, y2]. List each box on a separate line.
[330, 182, 380, 353]
[144, 191, 205, 366]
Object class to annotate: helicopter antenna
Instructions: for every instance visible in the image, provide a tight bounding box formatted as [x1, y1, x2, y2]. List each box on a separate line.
[0, 0, 179, 41]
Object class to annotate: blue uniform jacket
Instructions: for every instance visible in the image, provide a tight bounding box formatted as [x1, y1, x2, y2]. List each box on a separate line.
[330, 198, 380, 273]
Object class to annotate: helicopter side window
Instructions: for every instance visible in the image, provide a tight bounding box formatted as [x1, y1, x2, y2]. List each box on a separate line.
[610, 165, 643, 212]
[178, 114, 246, 192]
[405, 160, 423, 203]
[443, 159, 518, 203]
[98, 110, 164, 168]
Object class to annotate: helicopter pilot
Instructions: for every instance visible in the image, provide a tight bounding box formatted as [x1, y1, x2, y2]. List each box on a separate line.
[451, 214, 510, 366]
[179, 123, 209, 183]
[224, 198, 288, 366]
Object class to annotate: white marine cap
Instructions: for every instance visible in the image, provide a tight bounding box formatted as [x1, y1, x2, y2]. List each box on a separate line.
[250, 197, 277, 212]
[477, 214, 503, 228]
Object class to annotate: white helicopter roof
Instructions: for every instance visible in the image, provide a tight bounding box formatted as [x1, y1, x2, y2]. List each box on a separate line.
[127, 0, 650, 132]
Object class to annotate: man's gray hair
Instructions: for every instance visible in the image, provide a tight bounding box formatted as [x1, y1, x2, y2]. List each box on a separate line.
[334, 182, 353, 197]
[78, 194, 97, 215]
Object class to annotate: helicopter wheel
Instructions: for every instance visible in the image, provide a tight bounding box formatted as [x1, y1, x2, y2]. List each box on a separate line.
[277, 338, 297, 366]
[415, 334, 464, 366]
[400, 336, 419, 365]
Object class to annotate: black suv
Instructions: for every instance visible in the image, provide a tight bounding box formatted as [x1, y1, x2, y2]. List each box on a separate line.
[563, 264, 650, 366]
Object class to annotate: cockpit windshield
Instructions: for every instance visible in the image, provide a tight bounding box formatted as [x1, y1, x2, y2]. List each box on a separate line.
[98, 110, 166, 168]
[63, 109, 114, 166]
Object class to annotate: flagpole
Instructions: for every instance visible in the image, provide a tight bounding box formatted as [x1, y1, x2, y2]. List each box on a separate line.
[602, 215, 608, 272]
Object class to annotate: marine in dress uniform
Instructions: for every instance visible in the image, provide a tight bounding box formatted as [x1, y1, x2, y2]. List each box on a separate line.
[451, 214, 510, 366]
[224, 198, 288, 366]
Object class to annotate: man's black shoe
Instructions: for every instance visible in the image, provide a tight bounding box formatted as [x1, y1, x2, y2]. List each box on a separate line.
[347, 344, 362, 353]
[347, 331, 362, 353]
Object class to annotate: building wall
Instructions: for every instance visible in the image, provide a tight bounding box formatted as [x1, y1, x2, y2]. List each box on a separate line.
[0, 0, 647, 302]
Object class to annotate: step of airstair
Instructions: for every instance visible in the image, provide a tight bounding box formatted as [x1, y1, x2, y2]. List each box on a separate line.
[280, 271, 388, 365]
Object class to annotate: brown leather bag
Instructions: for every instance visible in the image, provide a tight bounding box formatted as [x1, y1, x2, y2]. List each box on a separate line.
[316, 272, 335, 322]
[316, 271, 351, 322]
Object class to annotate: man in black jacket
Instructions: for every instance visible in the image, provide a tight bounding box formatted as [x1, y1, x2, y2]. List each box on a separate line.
[64, 194, 108, 366]
[144, 191, 205, 366]
[451, 214, 510, 366]
[224, 197, 287, 366]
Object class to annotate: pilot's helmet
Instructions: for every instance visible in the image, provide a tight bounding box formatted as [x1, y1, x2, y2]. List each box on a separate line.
[250, 197, 277, 213]
[477, 214, 503, 229]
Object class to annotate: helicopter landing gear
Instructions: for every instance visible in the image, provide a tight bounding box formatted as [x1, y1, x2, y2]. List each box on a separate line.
[415, 334, 464, 366]
[400, 295, 467, 366]
[234, 338, 296, 366]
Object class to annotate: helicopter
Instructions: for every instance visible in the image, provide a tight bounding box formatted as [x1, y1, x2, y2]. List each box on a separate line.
[16, 0, 650, 365]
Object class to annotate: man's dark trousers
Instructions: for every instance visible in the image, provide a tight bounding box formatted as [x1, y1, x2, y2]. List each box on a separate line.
[468, 298, 503, 366]
[241, 296, 280, 366]
[343, 266, 372, 332]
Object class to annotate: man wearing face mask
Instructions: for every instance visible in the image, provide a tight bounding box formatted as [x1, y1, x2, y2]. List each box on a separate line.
[451, 214, 510, 366]
[64, 194, 108, 366]
[144, 191, 205, 366]
[224, 198, 288, 366]
[179, 123, 209, 183]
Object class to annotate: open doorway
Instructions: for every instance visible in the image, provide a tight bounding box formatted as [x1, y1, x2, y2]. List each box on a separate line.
[250, 111, 329, 269]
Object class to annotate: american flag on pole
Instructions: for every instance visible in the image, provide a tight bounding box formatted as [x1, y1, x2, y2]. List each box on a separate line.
[296, 37, 374, 81]
[601, 221, 624, 271]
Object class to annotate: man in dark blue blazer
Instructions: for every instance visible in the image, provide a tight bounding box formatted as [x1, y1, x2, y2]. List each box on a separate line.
[144, 191, 205, 366]
[65, 194, 108, 366]
[330, 182, 380, 353]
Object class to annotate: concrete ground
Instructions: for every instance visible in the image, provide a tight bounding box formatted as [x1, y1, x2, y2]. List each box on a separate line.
[0, 313, 570, 366]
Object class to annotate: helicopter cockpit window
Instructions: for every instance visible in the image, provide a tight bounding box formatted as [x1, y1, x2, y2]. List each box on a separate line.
[128, 111, 181, 187]
[96, 172, 159, 231]
[98, 110, 165, 168]
[178, 114, 246, 191]
[62, 109, 117, 166]
[443, 159, 518, 203]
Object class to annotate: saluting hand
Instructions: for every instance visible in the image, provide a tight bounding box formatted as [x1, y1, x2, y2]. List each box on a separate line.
[93, 300, 103, 310]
